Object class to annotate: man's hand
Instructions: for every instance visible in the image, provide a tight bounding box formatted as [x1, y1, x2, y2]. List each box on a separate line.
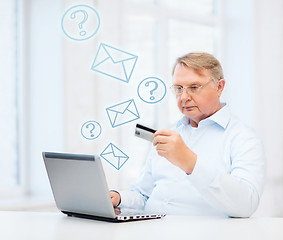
[110, 191, 121, 207]
[153, 129, 197, 174]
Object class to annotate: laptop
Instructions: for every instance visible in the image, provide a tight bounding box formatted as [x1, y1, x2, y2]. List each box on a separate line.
[42, 152, 165, 222]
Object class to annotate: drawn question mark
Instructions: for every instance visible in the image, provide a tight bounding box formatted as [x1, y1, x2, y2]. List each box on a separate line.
[145, 81, 158, 100]
[70, 10, 88, 36]
[86, 123, 95, 137]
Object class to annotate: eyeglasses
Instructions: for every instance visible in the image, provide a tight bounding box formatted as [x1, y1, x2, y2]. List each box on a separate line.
[170, 80, 213, 95]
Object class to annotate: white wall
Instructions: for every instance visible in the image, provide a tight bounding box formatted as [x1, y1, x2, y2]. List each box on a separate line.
[223, 0, 283, 217]
[253, 0, 283, 216]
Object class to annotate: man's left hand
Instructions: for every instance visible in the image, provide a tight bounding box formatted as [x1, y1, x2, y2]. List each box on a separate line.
[153, 129, 197, 174]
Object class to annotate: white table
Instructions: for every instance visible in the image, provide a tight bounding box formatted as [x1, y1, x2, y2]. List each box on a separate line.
[1, 211, 283, 240]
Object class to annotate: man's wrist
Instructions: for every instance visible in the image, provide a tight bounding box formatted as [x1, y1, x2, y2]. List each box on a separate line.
[184, 151, 197, 175]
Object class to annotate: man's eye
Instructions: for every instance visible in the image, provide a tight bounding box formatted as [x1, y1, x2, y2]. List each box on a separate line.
[175, 86, 183, 91]
[189, 86, 199, 93]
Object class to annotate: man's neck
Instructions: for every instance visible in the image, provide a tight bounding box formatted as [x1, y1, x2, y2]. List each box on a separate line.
[190, 119, 199, 128]
[189, 104, 223, 128]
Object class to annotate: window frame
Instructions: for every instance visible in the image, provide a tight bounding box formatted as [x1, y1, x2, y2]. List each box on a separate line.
[0, 0, 30, 199]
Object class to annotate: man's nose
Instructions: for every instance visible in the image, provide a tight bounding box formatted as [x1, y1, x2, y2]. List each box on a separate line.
[180, 89, 192, 101]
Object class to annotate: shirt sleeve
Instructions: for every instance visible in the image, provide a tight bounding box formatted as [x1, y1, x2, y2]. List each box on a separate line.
[188, 128, 266, 218]
[119, 149, 156, 210]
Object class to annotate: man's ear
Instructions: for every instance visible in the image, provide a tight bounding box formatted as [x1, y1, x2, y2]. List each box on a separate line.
[217, 79, 225, 97]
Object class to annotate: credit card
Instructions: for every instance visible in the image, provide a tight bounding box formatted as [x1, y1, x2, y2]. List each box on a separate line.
[135, 124, 157, 142]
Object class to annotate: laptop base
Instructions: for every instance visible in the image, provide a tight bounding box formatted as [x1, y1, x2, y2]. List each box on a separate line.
[62, 211, 163, 223]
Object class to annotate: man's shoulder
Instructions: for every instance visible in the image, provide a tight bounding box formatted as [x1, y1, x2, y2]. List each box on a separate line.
[226, 114, 260, 143]
[228, 114, 254, 131]
[220, 103, 254, 132]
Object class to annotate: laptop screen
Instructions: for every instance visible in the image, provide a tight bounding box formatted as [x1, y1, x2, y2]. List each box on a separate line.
[43, 152, 116, 219]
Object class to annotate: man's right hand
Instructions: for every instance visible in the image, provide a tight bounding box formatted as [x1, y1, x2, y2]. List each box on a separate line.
[110, 191, 121, 207]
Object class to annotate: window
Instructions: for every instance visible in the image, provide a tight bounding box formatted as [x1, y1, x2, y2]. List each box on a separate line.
[0, 0, 20, 193]
[0, 0, 222, 196]
[60, 0, 222, 190]
[122, 0, 221, 127]
[93, 0, 223, 188]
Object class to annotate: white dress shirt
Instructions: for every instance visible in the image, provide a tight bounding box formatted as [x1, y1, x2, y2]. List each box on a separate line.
[119, 104, 266, 217]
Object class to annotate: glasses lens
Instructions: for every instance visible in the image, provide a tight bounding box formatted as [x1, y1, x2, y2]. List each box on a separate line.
[171, 86, 183, 95]
[188, 86, 199, 94]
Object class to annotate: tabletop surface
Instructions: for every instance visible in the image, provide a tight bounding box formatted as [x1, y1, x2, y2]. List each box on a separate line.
[1, 211, 283, 240]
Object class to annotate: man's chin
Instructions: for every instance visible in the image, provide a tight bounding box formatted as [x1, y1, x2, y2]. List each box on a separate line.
[183, 108, 198, 116]
[183, 112, 196, 120]
[182, 110, 202, 121]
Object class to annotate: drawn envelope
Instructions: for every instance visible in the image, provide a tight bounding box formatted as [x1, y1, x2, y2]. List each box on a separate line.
[91, 43, 138, 83]
[106, 99, 140, 128]
[100, 143, 129, 170]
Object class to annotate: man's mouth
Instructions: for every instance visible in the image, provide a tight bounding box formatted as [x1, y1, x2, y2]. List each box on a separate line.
[183, 106, 196, 110]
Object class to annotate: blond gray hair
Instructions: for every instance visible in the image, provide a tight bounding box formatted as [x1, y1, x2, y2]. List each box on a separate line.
[172, 52, 224, 82]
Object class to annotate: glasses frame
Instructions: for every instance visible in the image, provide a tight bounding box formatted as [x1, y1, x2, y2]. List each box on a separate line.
[170, 79, 214, 95]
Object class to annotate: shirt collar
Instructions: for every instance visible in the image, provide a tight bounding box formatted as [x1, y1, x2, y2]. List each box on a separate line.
[178, 103, 231, 129]
[207, 103, 231, 129]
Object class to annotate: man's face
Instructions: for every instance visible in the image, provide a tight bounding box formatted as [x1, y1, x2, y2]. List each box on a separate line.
[172, 64, 225, 127]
